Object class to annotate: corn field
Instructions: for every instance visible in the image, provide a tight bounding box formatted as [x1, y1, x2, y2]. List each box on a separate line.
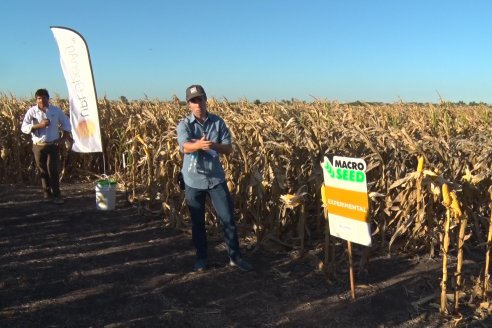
[1, 94, 492, 249]
[1, 94, 492, 314]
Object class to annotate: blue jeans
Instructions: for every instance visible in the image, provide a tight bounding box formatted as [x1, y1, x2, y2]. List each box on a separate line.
[185, 182, 241, 261]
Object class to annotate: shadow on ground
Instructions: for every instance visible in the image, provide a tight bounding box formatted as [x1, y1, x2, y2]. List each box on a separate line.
[0, 183, 488, 327]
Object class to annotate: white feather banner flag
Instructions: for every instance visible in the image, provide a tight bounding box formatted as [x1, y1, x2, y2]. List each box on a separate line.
[50, 26, 102, 153]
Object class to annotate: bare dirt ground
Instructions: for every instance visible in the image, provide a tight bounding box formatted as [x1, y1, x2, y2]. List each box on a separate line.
[0, 183, 489, 327]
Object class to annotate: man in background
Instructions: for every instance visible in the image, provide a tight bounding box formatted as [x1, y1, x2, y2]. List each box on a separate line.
[21, 88, 72, 204]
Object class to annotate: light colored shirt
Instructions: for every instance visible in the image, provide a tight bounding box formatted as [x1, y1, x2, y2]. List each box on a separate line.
[21, 105, 71, 144]
[177, 113, 231, 189]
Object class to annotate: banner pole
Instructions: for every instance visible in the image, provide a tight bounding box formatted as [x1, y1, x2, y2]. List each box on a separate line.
[103, 152, 107, 176]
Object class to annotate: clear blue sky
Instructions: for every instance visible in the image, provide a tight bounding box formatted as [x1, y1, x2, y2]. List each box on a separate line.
[1, 0, 491, 103]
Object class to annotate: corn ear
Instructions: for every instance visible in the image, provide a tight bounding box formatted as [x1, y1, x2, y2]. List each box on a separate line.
[450, 192, 463, 217]
[321, 184, 328, 205]
[417, 156, 424, 173]
[442, 184, 451, 207]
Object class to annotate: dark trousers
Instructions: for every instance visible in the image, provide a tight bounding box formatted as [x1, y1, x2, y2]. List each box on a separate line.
[185, 182, 241, 261]
[32, 144, 60, 197]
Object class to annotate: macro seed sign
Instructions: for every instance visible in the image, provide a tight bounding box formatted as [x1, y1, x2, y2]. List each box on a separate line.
[320, 155, 372, 246]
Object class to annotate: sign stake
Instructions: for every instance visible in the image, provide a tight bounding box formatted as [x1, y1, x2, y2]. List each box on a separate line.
[347, 241, 356, 299]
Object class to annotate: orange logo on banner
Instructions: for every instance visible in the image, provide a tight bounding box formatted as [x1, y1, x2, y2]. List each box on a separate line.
[76, 119, 96, 139]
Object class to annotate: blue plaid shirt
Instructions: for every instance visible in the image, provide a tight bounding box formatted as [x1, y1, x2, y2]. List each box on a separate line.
[177, 113, 232, 189]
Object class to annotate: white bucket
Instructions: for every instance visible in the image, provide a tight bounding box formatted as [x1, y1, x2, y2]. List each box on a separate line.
[95, 179, 117, 210]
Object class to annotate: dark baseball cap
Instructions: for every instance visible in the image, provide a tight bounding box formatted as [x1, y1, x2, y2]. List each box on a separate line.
[186, 85, 206, 102]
